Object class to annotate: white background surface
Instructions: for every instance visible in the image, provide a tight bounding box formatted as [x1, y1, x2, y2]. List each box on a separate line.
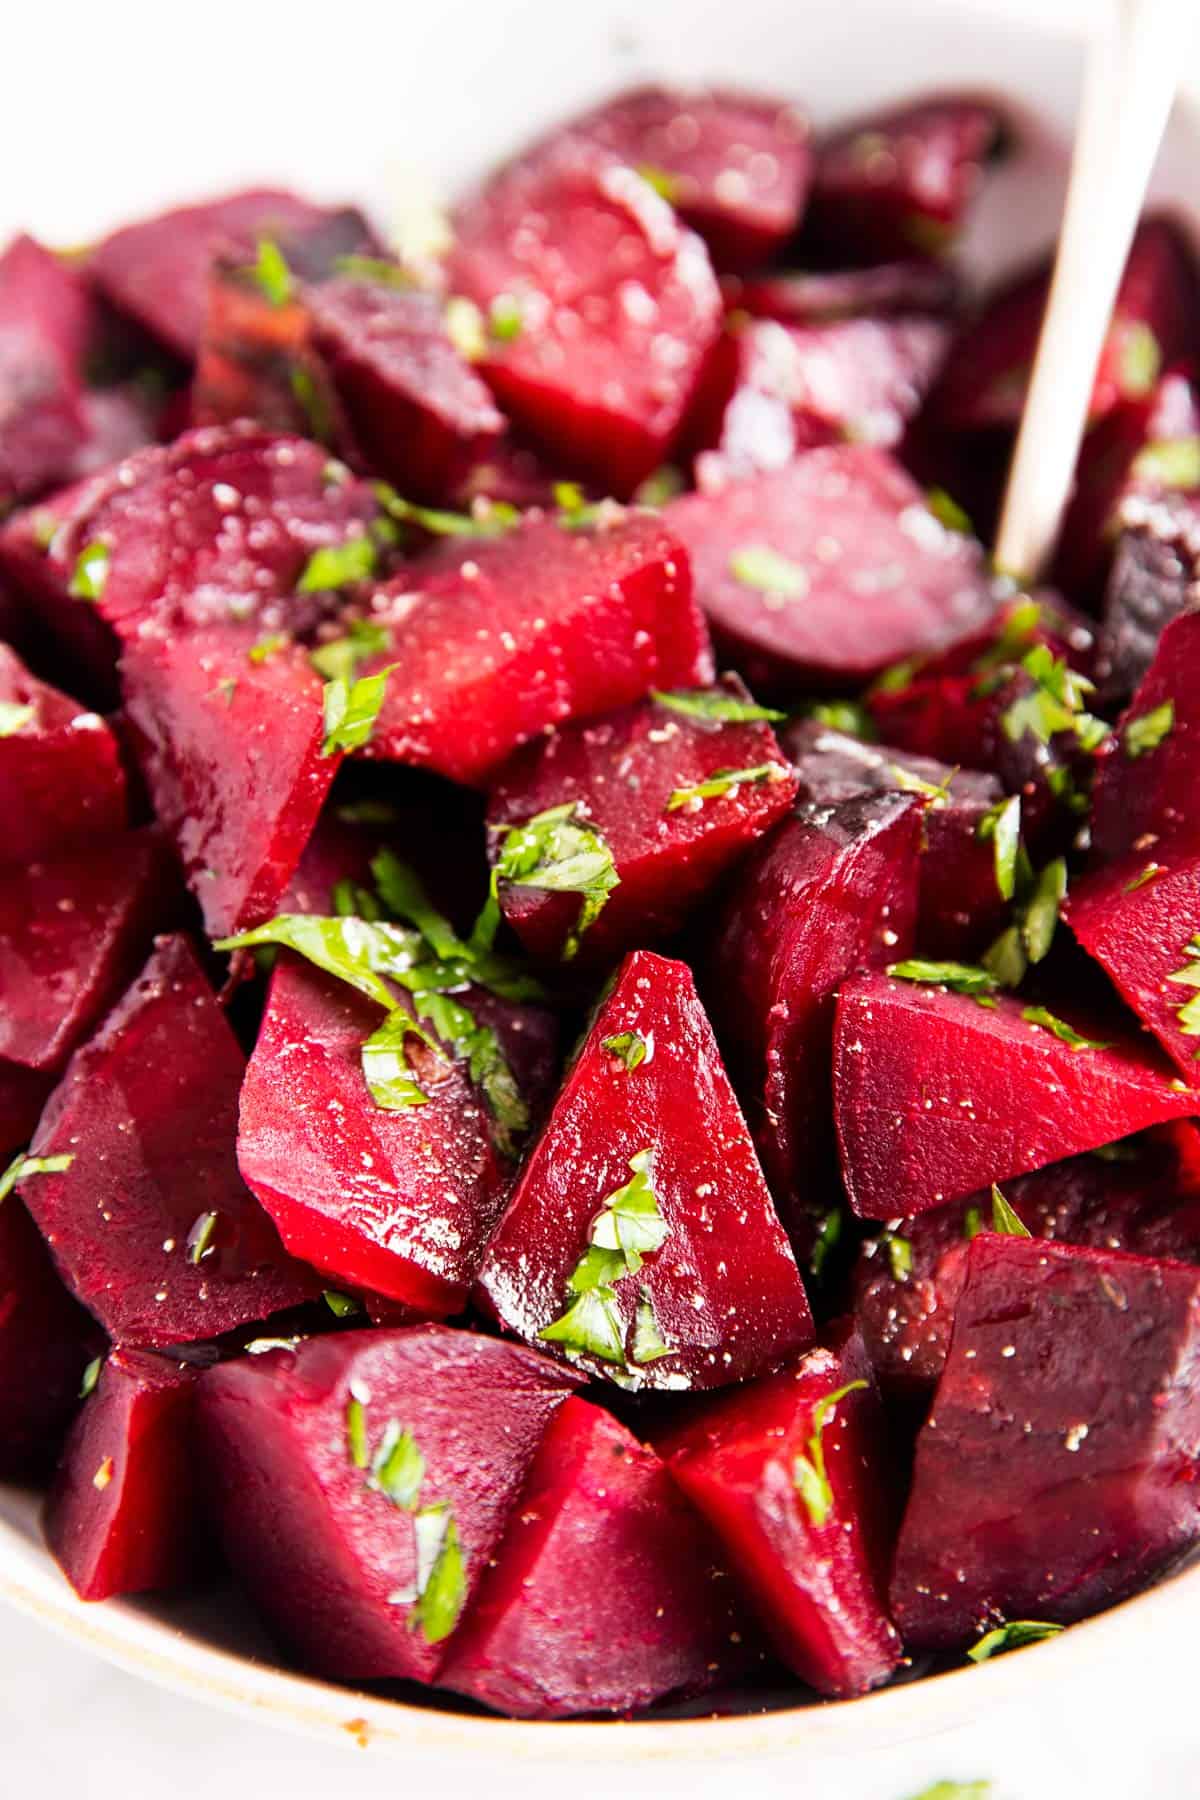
[3, 0, 1200, 1794]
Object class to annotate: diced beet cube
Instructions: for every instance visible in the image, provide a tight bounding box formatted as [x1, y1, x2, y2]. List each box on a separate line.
[485, 677, 797, 966]
[0, 235, 91, 509]
[0, 1195, 98, 1479]
[0, 642, 127, 865]
[44, 1349, 201, 1601]
[238, 954, 557, 1314]
[197, 1325, 579, 1682]
[686, 315, 950, 474]
[853, 1122, 1200, 1402]
[68, 382, 164, 482]
[191, 259, 345, 447]
[784, 719, 1008, 958]
[1053, 370, 1200, 606]
[834, 970, 1197, 1221]
[0, 831, 175, 1072]
[306, 279, 506, 503]
[478, 949, 813, 1389]
[1064, 855, 1200, 1081]
[0, 1062, 54, 1158]
[664, 449, 995, 692]
[808, 97, 1007, 263]
[87, 190, 379, 359]
[1096, 492, 1200, 704]
[730, 260, 961, 324]
[891, 1233, 1200, 1646]
[447, 137, 722, 495]
[703, 795, 922, 1248]
[356, 509, 712, 786]
[927, 218, 1200, 436]
[20, 934, 317, 1347]
[441, 1394, 753, 1718]
[574, 86, 812, 273]
[1091, 611, 1200, 865]
[665, 1324, 901, 1698]
[121, 625, 335, 937]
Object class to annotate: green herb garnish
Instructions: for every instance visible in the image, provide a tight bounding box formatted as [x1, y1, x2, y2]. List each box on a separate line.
[809, 1208, 844, 1282]
[602, 1031, 650, 1071]
[251, 237, 292, 307]
[976, 794, 1021, 902]
[806, 699, 876, 738]
[0, 1151, 74, 1204]
[1124, 861, 1165, 893]
[309, 618, 391, 683]
[1167, 937, 1200, 1038]
[79, 1357, 103, 1400]
[792, 1379, 868, 1528]
[248, 632, 290, 665]
[924, 487, 973, 535]
[483, 803, 619, 961]
[323, 1290, 360, 1319]
[883, 1231, 913, 1281]
[370, 1423, 425, 1510]
[887, 960, 999, 997]
[1020, 856, 1066, 964]
[729, 544, 809, 597]
[967, 1619, 1063, 1662]
[667, 762, 786, 811]
[297, 534, 378, 594]
[214, 914, 421, 1011]
[68, 542, 109, 601]
[488, 293, 524, 341]
[408, 1504, 466, 1643]
[1001, 645, 1109, 752]
[320, 662, 396, 756]
[346, 1389, 370, 1470]
[632, 466, 685, 507]
[1123, 699, 1174, 759]
[333, 255, 412, 288]
[361, 1008, 437, 1110]
[186, 1210, 220, 1264]
[374, 480, 519, 540]
[990, 1185, 1030, 1237]
[650, 687, 785, 725]
[1020, 1007, 1110, 1052]
[631, 1289, 675, 1365]
[1131, 436, 1200, 490]
[541, 1151, 669, 1367]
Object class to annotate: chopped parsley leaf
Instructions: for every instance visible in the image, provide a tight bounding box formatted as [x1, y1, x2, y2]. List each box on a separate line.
[541, 1151, 669, 1366]
[361, 1008, 436, 1110]
[248, 632, 290, 665]
[333, 254, 412, 287]
[489, 293, 524, 341]
[79, 1357, 103, 1400]
[666, 762, 786, 811]
[370, 1422, 425, 1511]
[309, 617, 390, 682]
[483, 803, 619, 961]
[1021, 856, 1066, 964]
[650, 687, 785, 724]
[729, 544, 809, 597]
[882, 1231, 913, 1281]
[323, 1290, 360, 1319]
[632, 466, 685, 507]
[1167, 936, 1200, 1037]
[215, 913, 423, 1011]
[1123, 700, 1174, 759]
[602, 1031, 650, 1071]
[806, 699, 875, 738]
[967, 1619, 1063, 1662]
[588, 1150, 667, 1271]
[792, 1379, 868, 1528]
[976, 794, 1021, 902]
[251, 237, 292, 307]
[990, 1185, 1031, 1237]
[186, 1210, 220, 1265]
[924, 486, 973, 535]
[409, 1504, 466, 1644]
[68, 542, 109, 601]
[1020, 1007, 1110, 1052]
[0, 1150, 74, 1204]
[809, 1208, 844, 1282]
[887, 960, 999, 997]
[1001, 644, 1110, 752]
[1124, 861, 1165, 893]
[631, 1289, 675, 1365]
[297, 534, 378, 594]
[320, 662, 396, 756]
[374, 480, 519, 540]
[346, 1391, 370, 1470]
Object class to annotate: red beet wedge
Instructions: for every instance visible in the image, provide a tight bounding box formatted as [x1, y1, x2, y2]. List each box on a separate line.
[485, 676, 797, 966]
[731, 260, 961, 325]
[477, 949, 814, 1389]
[442, 1395, 753, 1718]
[704, 794, 923, 1247]
[0, 642, 127, 866]
[447, 136, 722, 494]
[664, 448, 995, 693]
[45, 1349, 201, 1601]
[0, 235, 91, 510]
[666, 1323, 901, 1697]
[0, 1193, 99, 1480]
[197, 1326, 578, 1682]
[1097, 492, 1200, 703]
[834, 970, 1198, 1220]
[20, 934, 317, 1346]
[1090, 610, 1200, 865]
[891, 1233, 1200, 1647]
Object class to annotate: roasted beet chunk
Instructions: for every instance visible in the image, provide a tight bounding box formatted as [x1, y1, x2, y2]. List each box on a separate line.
[666, 1324, 901, 1697]
[1090, 611, 1200, 864]
[0, 235, 91, 510]
[44, 1350, 201, 1601]
[442, 1394, 753, 1718]
[478, 949, 813, 1389]
[447, 137, 722, 494]
[355, 508, 711, 785]
[0, 643, 127, 865]
[87, 190, 378, 358]
[808, 97, 1007, 263]
[0, 831, 175, 1072]
[485, 677, 797, 966]
[0, 1192, 98, 1479]
[891, 1233, 1200, 1647]
[1096, 495, 1200, 705]
[704, 795, 922, 1247]
[574, 86, 812, 273]
[834, 971, 1197, 1220]
[20, 934, 316, 1346]
[732, 260, 961, 324]
[853, 1123, 1200, 1402]
[197, 1326, 578, 1682]
[784, 720, 1009, 958]
[664, 449, 995, 692]
[237, 953, 557, 1314]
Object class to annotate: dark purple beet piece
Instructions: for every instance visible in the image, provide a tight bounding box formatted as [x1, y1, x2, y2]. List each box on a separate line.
[1096, 492, 1200, 704]
[485, 676, 797, 966]
[730, 260, 961, 324]
[238, 954, 556, 1314]
[0, 235, 90, 509]
[703, 794, 922, 1246]
[0, 642, 127, 865]
[0, 832, 175, 1072]
[87, 190, 378, 358]
[574, 86, 812, 273]
[0, 1195, 98, 1479]
[891, 1233, 1200, 1647]
[478, 949, 813, 1390]
[441, 1394, 753, 1718]
[784, 719, 1008, 958]
[190, 259, 346, 447]
[355, 509, 712, 786]
[307, 279, 505, 502]
[1064, 855, 1200, 1080]
[834, 970, 1197, 1221]
[686, 315, 950, 474]
[20, 934, 317, 1347]
[665, 1323, 901, 1698]
[44, 1349, 200, 1601]
[664, 448, 995, 692]
[0, 1063, 53, 1159]
[447, 136, 722, 495]
[1091, 611, 1200, 864]
[853, 1122, 1200, 1402]
[197, 1325, 578, 1682]
[808, 97, 1006, 263]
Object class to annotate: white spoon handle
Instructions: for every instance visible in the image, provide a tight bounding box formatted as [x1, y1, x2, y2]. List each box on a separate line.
[994, 0, 1188, 584]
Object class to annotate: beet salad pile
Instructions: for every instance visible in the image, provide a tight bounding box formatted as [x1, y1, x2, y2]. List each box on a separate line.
[4, 82, 1200, 1723]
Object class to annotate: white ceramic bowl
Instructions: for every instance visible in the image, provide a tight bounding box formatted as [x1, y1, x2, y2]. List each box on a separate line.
[3, 0, 1199, 1765]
